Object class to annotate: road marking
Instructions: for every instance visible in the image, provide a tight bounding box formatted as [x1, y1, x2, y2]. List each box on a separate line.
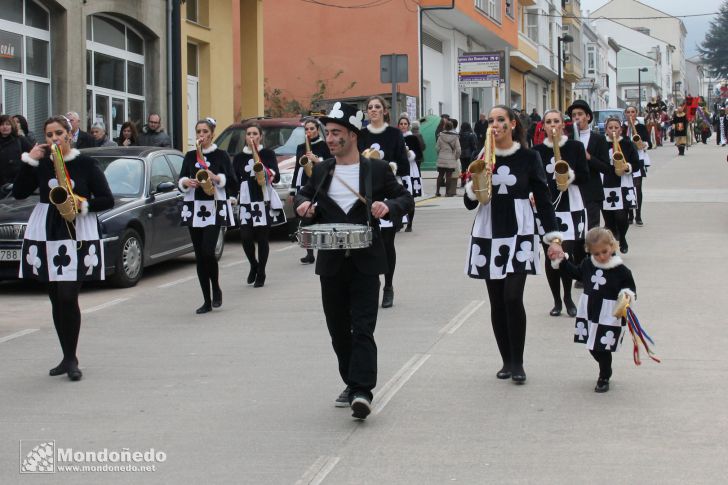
[295, 455, 341, 485]
[222, 260, 243, 268]
[82, 298, 129, 314]
[372, 353, 431, 415]
[157, 275, 196, 289]
[0, 328, 39, 344]
[274, 243, 297, 253]
[439, 300, 485, 335]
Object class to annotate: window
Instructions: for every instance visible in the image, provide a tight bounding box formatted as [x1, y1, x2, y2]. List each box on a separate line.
[150, 156, 175, 192]
[506, 0, 514, 19]
[587, 45, 595, 75]
[525, 9, 538, 43]
[475, 0, 502, 23]
[187, 43, 198, 77]
[186, 0, 198, 22]
[166, 154, 184, 179]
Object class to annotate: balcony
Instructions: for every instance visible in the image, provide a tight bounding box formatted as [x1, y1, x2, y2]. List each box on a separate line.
[563, 0, 581, 18]
[563, 54, 582, 83]
[519, 0, 536, 5]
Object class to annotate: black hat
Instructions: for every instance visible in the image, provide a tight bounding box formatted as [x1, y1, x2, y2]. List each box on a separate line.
[320, 102, 364, 134]
[566, 100, 593, 122]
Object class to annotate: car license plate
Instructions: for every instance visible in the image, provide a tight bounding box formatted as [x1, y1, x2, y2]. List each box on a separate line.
[0, 249, 21, 261]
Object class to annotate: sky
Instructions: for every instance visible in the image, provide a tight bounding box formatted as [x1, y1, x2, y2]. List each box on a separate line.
[580, 0, 720, 57]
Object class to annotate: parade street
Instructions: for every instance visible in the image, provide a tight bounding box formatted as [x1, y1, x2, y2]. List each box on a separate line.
[1, 141, 727, 484]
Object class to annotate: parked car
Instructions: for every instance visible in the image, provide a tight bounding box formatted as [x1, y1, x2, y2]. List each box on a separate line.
[592, 109, 625, 135]
[0, 147, 224, 287]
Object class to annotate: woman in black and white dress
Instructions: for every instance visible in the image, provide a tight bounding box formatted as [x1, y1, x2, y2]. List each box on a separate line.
[533, 109, 589, 318]
[623, 106, 650, 226]
[358, 96, 410, 308]
[464, 105, 564, 384]
[397, 115, 422, 232]
[291, 118, 330, 264]
[232, 123, 284, 288]
[603, 117, 639, 254]
[178, 118, 236, 314]
[14, 115, 114, 380]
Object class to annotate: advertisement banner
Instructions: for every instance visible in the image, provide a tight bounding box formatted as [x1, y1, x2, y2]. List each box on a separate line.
[458, 53, 501, 88]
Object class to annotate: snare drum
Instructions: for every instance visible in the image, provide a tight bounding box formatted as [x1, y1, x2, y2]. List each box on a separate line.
[296, 223, 372, 250]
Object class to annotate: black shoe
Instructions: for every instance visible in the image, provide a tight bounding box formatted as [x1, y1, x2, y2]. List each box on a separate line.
[382, 286, 394, 308]
[549, 305, 562, 317]
[335, 386, 351, 408]
[595, 378, 610, 393]
[49, 358, 77, 377]
[196, 302, 212, 314]
[247, 264, 258, 284]
[300, 255, 315, 264]
[212, 289, 222, 308]
[511, 366, 526, 384]
[635, 219, 644, 227]
[351, 394, 372, 420]
[496, 366, 512, 379]
[66, 363, 83, 381]
[253, 273, 266, 288]
[620, 243, 629, 254]
[565, 301, 577, 318]
[404, 226, 412, 233]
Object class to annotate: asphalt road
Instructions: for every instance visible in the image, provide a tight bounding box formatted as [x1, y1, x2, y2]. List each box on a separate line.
[1, 140, 727, 484]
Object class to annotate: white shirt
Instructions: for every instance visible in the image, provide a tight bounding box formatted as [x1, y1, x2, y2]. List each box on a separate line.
[578, 127, 591, 146]
[328, 163, 360, 214]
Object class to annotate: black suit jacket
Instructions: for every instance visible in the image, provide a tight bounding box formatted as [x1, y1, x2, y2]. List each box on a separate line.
[294, 156, 414, 276]
[582, 133, 611, 202]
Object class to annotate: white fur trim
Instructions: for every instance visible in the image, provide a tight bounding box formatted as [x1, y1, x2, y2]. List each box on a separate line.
[606, 135, 623, 143]
[542, 231, 565, 245]
[215, 173, 226, 188]
[551, 252, 569, 269]
[388, 162, 398, 174]
[543, 135, 568, 148]
[567, 168, 575, 184]
[317, 156, 325, 162]
[21, 152, 39, 167]
[618, 288, 636, 303]
[311, 137, 324, 145]
[242, 144, 263, 154]
[80, 199, 89, 216]
[366, 123, 388, 134]
[178, 177, 192, 193]
[494, 142, 520, 157]
[202, 143, 218, 154]
[590, 255, 623, 269]
[407, 150, 416, 162]
[268, 169, 277, 180]
[464, 181, 477, 201]
[624, 163, 632, 174]
[63, 148, 81, 162]
[403, 130, 413, 136]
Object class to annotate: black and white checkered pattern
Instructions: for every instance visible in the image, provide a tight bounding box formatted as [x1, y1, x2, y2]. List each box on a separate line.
[180, 184, 235, 228]
[601, 145, 636, 211]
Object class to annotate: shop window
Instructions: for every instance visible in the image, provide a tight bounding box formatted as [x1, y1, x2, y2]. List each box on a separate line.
[25, 0, 49, 30]
[0, 30, 23, 73]
[0, 0, 23, 24]
[26, 37, 48, 77]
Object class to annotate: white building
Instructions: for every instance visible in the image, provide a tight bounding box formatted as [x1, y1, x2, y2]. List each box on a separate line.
[574, 20, 619, 109]
[520, 0, 563, 113]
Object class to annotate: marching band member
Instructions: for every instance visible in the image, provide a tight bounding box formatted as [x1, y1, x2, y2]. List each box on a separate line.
[290, 118, 330, 264]
[672, 106, 689, 156]
[14, 115, 114, 380]
[397, 115, 423, 232]
[358, 96, 410, 308]
[533, 110, 589, 318]
[464, 105, 564, 384]
[623, 107, 650, 226]
[603, 117, 639, 254]
[294, 101, 413, 419]
[232, 123, 285, 288]
[178, 118, 236, 314]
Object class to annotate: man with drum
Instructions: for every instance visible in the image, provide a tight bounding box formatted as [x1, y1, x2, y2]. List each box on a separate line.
[294, 101, 413, 420]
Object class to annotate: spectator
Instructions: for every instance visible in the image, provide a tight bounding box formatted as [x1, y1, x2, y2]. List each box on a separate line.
[410, 121, 426, 165]
[518, 110, 532, 146]
[435, 114, 450, 139]
[435, 120, 461, 197]
[530, 108, 541, 123]
[65, 111, 95, 149]
[450, 118, 459, 132]
[115, 121, 139, 146]
[474, 113, 488, 147]
[13, 114, 36, 145]
[458, 122, 478, 187]
[0, 114, 32, 190]
[138, 113, 172, 147]
[90, 121, 117, 147]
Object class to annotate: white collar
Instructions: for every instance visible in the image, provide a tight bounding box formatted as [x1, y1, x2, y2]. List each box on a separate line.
[543, 135, 568, 148]
[403, 130, 413, 137]
[201, 143, 217, 154]
[495, 142, 520, 157]
[606, 135, 623, 143]
[591, 255, 623, 269]
[242, 144, 263, 154]
[366, 123, 388, 134]
[578, 127, 591, 136]
[310, 137, 323, 144]
[53, 148, 80, 162]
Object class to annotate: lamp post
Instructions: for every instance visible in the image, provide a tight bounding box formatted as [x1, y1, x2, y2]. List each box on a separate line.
[637, 67, 648, 114]
[557, 34, 574, 112]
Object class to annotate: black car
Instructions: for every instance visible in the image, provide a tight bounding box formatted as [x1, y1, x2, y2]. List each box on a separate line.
[0, 147, 224, 287]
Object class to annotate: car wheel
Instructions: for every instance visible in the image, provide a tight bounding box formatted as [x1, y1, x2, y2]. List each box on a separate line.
[110, 228, 144, 288]
[214, 227, 226, 261]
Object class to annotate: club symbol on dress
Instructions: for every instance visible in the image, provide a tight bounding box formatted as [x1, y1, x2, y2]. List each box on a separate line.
[250, 204, 264, 223]
[413, 178, 422, 193]
[181, 205, 192, 222]
[575, 321, 588, 341]
[219, 206, 228, 220]
[545, 157, 556, 175]
[368, 143, 385, 159]
[606, 191, 620, 208]
[625, 190, 636, 203]
[48, 178, 59, 189]
[494, 245, 511, 275]
[53, 244, 71, 276]
[577, 220, 585, 235]
[556, 216, 568, 232]
[84, 244, 99, 276]
[515, 241, 534, 270]
[492, 166, 516, 195]
[244, 159, 255, 176]
[197, 205, 212, 222]
[470, 244, 487, 275]
[402, 177, 410, 192]
[239, 205, 252, 224]
[591, 269, 606, 290]
[600, 330, 617, 350]
[26, 245, 42, 275]
[269, 207, 281, 223]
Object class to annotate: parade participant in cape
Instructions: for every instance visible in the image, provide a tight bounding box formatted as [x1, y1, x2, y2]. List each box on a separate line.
[291, 118, 331, 264]
[533, 109, 589, 318]
[178, 118, 237, 314]
[13, 115, 114, 380]
[397, 114, 422, 232]
[358, 95, 410, 308]
[464, 105, 564, 384]
[232, 123, 285, 288]
[555, 227, 637, 393]
[603, 117, 639, 254]
[672, 106, 689, 156]
[623, 106, 650, 226]
[294, 101, 413, 419]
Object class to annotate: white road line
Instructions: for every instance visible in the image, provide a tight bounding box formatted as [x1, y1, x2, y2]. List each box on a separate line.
[222, 260, 243, 268]
[439, 300, 485, 335]
[82, 298, 129, 314]
[295, 455, 341, 485]
[373, 353, 431, 415]
[157, 275, 196, 289]
[0, 328, 39, 344]
[274, 243, 297, 253]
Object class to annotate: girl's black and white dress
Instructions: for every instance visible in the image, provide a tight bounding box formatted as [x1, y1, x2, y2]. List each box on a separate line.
[560, 255, 636, 352]
[622, 122, 650, 177]
[15, 149, 113, 282]
[464, 143, 561, 279]
[290, 137, 331, 196]
[402, 131, 422, 197]
[602, 137, 638, 211]
[178, 144, 236, 228]
[533, 135, 589, 242]
[232, 145, 285, 228]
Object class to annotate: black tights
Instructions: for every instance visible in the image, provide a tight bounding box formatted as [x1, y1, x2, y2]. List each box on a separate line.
[589, 350, 613, 380]
[189, 226, 221, 304]
[406, 207, 415, 229]
[543, 242, 575, 308]
[381, 228, 396, 287]
[485, 274, 528, 369]
[602, 209, 628, 246]
[632, 177, 643, 220]
[48, 281, 83, 363]
[241, 226, 270, 275]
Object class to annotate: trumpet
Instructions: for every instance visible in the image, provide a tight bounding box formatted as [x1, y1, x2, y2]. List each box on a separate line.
[49, 143, 86, 222]
[467, 126, 495, 205]
[361, 147, 381, 159]
[195, 140, 215, 196]
[627, 117, 645, 151]
[298, 135, 315, 178]
[550, 128, 571, 192]
[611, 133, 628, 177]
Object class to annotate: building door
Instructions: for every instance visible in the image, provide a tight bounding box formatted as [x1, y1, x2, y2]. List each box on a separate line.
[187, 75, 199, 147]
[460, 92, 470, 124]
[472, 100, 480, 122]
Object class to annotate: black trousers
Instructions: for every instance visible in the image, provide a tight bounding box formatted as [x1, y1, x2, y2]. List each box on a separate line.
[48, 281, 83, 363]
[485, 273, 528, 369]
[381, 228, 396, 288]
[241, 226, 270, 274]
[320, 258, 380, 401]
[589, 350, 613, 380]
[542, 241, 575, 307]
[632, 177, 643, 220]
[602, 209, 629, 246]
[585, 200, 602, 230]
[189, 226, 221, 304]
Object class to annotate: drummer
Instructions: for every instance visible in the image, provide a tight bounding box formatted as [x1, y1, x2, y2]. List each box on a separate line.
[294, 101, 414, 420]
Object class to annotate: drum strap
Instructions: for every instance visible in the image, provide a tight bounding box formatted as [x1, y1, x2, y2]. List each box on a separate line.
[364, 160, 372, 227]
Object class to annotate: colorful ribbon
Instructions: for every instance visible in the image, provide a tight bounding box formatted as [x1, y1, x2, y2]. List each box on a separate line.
[195, 142, 209, 170]
[625, 306, 660, 365]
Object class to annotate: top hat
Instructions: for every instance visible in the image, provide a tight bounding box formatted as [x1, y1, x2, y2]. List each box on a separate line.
[320, 102, 364, 134]
[566, 100, 594, 122]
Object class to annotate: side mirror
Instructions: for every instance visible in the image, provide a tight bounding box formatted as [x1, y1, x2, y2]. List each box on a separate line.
[156, 181, 176, 193]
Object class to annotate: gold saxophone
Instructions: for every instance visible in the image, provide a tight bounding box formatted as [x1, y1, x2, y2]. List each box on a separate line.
[49, 143, 86, 222]
[550, 128, 571, 192]
[627, 117, 645, 151]
[298, 135, 315, 178]
[611, 133, 628, 177]
[194, 141, 215, 196]
[467, 126, 495, 205]
[248, 140, 269, 203]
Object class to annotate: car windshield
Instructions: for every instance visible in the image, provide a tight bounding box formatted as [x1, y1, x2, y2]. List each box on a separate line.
[596, 111, 623, 124]
[95, 157, 145, 197]
[216, 125, 305, 156]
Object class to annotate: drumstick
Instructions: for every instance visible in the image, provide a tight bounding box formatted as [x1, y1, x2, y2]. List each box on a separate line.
[334, 174, 367, 205]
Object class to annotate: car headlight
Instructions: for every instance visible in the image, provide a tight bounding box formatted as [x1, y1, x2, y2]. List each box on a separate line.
[275, 172, 293, 189]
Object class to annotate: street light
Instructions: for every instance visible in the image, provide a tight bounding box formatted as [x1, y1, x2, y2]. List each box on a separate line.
[557, 34, 574, 112]
[637, 67, 648, 114]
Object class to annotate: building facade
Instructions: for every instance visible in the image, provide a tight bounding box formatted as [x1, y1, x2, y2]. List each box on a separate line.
[573, 20, 618, 110]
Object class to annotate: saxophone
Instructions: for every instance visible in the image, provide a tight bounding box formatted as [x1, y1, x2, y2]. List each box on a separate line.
[628, 117, 645, 151]
[194, 141, 215, 196]
[550, 128, 571, 192]
[361, 147, 381, 159]
[467, 126, 495, 205]
[611, 133, 628, 177]
[298, 135, 315, 178]
[48, 143, 86, 222]
[249, 140, 269, 202]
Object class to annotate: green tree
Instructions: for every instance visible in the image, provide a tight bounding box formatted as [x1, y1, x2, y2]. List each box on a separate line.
[698, 1, 728, 77]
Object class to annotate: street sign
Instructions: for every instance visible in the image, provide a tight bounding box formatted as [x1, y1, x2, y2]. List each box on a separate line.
[575, 79, 595, 89]
[458, 52, 502, 88]
[380, 54, 408, 84]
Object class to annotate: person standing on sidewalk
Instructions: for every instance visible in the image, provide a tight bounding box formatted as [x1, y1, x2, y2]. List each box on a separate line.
[458, 122, 478, 188]
[435, 120, 460, 196]
[294, 101, 413, 420]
